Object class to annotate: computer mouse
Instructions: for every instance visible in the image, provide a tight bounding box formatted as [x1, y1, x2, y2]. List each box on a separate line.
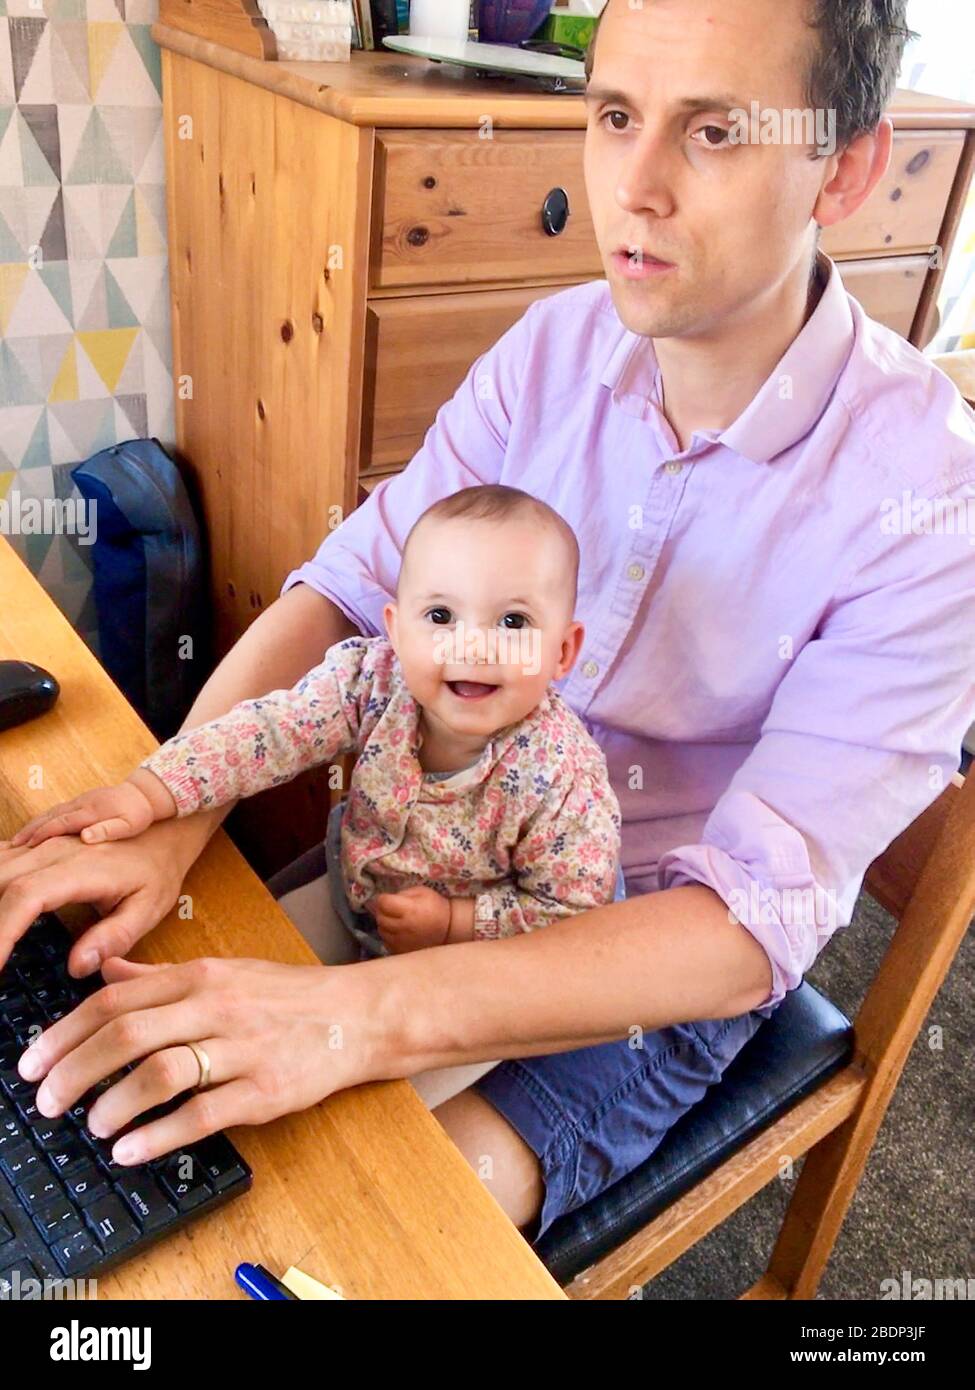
[0, 660, 60, 733]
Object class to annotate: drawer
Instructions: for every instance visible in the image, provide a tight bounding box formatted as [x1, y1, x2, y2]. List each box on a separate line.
[837, 254, 929, 338]
[821, 130, 964, 259]
[372, 130, 601, 289]
[360, 284, 566, 472]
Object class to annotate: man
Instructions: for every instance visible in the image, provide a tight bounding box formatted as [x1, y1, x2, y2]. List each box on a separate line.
[3, 0, 974, 1243]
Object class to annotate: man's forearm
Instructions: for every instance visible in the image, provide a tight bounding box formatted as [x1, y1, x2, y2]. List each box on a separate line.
[367, 884, 774, 1078]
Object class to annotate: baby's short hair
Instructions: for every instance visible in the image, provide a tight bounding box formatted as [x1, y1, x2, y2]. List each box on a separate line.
[401, 485, 580, 609]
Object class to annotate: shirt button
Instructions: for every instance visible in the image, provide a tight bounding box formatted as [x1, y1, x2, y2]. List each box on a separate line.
[582, 660, 599, 679]
[664, 461, 683, 475]
[627, 563, 645, 581]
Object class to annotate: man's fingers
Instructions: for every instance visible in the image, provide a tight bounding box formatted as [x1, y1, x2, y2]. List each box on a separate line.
[100, 956, 169, 983]
[66, 896, 155, 979]
[17, 968, 195, 1090]
[0, 849, 106, 973]
[85, 1037, 236, 1142]
[110, 1079, 262, 1167]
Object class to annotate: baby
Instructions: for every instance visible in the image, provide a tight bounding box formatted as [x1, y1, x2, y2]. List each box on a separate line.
[13, 485, 623, 956]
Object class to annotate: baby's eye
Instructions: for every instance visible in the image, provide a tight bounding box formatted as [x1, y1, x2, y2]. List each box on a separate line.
[425, 607, 453, 625]
[500, 613, 528, 630]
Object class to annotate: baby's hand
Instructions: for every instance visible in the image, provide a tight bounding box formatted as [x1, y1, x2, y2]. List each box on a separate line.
[9, 769, 176, 849]
[372, 885, 451, 954]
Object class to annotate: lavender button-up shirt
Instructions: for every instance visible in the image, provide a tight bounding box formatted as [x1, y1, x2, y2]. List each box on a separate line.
[283, 254, 975, 1014]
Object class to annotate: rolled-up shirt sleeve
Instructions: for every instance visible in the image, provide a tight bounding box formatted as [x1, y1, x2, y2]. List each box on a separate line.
[280, 301, 542, 633]
[658, 488, 975, 1015]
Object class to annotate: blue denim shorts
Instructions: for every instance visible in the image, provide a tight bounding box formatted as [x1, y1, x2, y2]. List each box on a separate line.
[473, 1006, 766, 1240]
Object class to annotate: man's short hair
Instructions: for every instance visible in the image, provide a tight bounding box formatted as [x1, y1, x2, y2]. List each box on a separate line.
[402, 485, 580, 610]
[585, 0, 916, 157]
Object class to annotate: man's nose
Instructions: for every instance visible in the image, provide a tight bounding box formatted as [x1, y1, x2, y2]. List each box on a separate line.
[615, 128, 677, 219]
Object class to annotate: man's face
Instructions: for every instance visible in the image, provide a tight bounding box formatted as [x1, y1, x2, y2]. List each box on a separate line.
[584, 0, 833, 339]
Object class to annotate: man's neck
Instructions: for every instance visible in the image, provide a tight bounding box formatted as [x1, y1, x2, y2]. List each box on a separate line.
[654, 254, 825, 455]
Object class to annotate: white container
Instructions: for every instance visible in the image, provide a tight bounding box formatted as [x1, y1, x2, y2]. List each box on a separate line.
[409, 0, 470, 42]
[258, 0, 353, 61]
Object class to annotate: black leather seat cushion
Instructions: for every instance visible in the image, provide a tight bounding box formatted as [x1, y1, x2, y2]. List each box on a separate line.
[534, 981, 855, 1286]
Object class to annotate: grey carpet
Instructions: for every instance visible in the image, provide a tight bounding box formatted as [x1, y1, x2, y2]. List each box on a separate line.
[637, 892, 975, 1300]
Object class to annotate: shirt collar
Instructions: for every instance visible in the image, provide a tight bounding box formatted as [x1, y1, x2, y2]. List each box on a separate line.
[600, 251, 855, 464]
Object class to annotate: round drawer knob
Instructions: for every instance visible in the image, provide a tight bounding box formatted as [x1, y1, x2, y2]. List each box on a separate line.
[541, 187, 570, 237]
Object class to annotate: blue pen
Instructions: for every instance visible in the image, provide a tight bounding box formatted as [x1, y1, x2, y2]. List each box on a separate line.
[235, 1261, 298, 1301]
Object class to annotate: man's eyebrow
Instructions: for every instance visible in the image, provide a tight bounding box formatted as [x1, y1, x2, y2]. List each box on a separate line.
[584, 85, 752, 114]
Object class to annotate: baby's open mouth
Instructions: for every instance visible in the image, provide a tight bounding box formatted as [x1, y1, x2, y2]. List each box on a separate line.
[447, 680, 499, 700]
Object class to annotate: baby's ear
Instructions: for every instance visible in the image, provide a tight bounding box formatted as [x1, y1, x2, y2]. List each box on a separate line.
[557, 620, 586, 678]
[382, 601, 399, 649]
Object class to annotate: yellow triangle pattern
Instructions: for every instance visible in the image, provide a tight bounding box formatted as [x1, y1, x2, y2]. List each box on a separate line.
[0, 264, 29, 335]
[49, 339, 79, 403]
[0, 472, 14, 502]
[76, 328, 138, 394]
[87, 23, 125, 102]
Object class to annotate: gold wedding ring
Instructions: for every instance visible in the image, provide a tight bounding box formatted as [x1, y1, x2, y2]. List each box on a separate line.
[185, 1041, 212, 1092]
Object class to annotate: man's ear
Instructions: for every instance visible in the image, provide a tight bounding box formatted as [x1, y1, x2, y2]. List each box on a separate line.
[813, 119, 893, 231]
[555, 621, 586, 679]
[383, 601, 399, 651]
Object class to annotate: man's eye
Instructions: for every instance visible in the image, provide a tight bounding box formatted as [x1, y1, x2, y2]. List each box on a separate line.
[500, 613, 528, 630]
[693, 124, 730, 147]
[426, 607, 452, 625]
[602, 110, 630, 132]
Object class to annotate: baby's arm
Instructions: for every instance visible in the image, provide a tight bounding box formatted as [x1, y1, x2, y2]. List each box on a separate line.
[131, 636, 375, 816]
[471, 770, 622, 940]
[10, 637, 378, 846]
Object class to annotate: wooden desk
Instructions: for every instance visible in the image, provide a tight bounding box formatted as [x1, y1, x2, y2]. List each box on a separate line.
[0, 538, 564, 1300]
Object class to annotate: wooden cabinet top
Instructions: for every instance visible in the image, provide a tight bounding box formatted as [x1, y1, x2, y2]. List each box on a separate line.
[152, 21, 975, 131]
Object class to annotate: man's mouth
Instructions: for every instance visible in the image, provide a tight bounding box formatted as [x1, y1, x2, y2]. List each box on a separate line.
[612, 247, 676, 280]
[447, 680, 499, 701]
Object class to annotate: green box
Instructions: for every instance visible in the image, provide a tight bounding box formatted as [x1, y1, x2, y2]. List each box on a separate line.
[538, 13, 597, 49]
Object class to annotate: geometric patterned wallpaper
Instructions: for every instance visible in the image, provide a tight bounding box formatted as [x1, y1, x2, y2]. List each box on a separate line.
[0, 0, 172, 648]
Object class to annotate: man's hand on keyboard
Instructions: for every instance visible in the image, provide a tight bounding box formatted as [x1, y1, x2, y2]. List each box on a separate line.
[8, 770, 177, 850]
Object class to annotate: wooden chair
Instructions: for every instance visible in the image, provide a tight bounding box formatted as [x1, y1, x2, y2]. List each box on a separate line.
[535, 769, 975, 1299]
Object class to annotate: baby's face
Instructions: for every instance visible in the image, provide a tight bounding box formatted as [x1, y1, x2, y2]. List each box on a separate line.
[384, 514, 583, 744]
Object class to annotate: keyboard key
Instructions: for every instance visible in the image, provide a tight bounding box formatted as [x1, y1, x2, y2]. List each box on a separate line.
[65, 1169, 109, 1209]
[116, 1174, 174, 1232]
[47, 1140, 88, 1178]
[0, 1120, 25, 1153]
[84, 1194, 140, 1255]
[0, 1257, 41, 1298]
[32, 1120, 74, 1153]
[51, 1229, 100, 1276]
[158, 1152, 212, 1212]
[33, 1199, 82, 1246]
[2, 1146, 43, 1187]
[194, 1135, 250, 1193]
[0, 1066, 32, 1101]
[0, 1215, 13, 1246]
[17, 1170, 62, 1212]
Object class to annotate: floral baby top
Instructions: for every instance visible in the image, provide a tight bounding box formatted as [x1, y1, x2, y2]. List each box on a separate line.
[141, 636, 622, 938]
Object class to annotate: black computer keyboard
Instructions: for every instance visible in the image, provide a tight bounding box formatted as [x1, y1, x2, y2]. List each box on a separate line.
[0, 913, 252, 1294]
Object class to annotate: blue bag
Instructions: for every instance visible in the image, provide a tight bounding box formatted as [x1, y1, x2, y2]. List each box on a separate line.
[71, 439, 210, 741]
